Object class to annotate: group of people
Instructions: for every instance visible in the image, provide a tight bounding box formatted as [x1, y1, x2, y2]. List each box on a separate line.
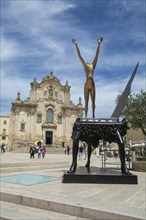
[64, 144, 87, 159]
[29, 145, 46, 159]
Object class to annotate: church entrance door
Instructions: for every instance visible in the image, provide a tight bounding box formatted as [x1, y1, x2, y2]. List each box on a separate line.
[45, 131, 53, 145]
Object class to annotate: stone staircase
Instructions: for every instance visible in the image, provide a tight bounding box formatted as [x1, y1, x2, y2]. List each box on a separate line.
[1, 187, 141, 220]
[11, 147, 64, 154]
[1, 201, 87, 220]
[0, 160, 69, 173]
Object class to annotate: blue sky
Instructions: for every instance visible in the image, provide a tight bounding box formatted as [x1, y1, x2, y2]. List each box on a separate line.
[1, 0, 145, 118]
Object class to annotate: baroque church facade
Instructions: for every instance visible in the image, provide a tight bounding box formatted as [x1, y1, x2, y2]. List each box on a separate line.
[9, 72, 83, 148]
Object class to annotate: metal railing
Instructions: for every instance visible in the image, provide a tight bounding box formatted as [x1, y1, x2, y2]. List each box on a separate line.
[101, 149, 131, 170]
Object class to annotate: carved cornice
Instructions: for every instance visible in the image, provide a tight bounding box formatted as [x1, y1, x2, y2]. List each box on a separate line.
[42, 123, 57, 129]
[12, 102, 37, 108]
[62, 105, 75, 110]
[11, 102, 37, 115]
[45, 103, 55, 108]
[62, 104, 84, 110]
[41, 73, 62, 88]
[62, 105, 84, 115]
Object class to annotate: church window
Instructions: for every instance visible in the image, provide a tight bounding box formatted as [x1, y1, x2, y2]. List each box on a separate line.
[20, 123, 25, 131]
[2, 136, 6, 140]
[46, 108, 54, 123]
[4, 120, 7, 124]
[37, 113, 42, 123]
[57, 115, 62, 124]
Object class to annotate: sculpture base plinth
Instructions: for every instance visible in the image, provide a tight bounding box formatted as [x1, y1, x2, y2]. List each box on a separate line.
[62, 167, 138, 184]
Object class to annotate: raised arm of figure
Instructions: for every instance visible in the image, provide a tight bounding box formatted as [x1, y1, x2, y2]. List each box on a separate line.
[72, 39, 86, 67]
[92, 37, 103, 70]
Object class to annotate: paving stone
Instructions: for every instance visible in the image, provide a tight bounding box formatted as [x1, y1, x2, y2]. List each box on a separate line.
[0, 152, 146, 220]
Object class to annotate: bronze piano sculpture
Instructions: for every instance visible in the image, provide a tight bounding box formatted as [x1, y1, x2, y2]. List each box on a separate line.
[67, 62, 139, 176]
[68, 117, 130, 175]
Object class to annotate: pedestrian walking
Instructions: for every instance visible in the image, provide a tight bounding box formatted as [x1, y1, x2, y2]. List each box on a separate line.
[67, 145, 70, 155]
[42, 146, 46, 159]
[79, 145, 84, 160]
[1, 143, 6, 153]
[64, 147, 67, 154]
[38, 147, 42, 159]
[29, 146, 35, 159]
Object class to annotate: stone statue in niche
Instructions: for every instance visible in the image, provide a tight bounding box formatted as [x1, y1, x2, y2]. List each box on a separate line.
[44, 88, 47, 96]
[49, 86, 53, 99]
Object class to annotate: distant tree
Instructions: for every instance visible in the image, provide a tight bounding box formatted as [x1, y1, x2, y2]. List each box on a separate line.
[117, 90, 146, 136]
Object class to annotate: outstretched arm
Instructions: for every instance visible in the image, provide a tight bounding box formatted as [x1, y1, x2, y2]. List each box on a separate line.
[72, 39, 86, 67]
[92, 37, 103, 70]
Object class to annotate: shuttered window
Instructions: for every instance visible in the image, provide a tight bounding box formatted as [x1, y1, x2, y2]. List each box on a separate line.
[57, 115, 62, 124]
[20, 123, 25, 131]
[37, 114, 42, 123]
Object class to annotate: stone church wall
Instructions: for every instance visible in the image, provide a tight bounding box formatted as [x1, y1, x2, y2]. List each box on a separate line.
[8, 72, 83, 149]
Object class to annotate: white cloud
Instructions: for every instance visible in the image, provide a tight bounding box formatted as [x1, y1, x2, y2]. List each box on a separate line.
[4, 1, 76, 35]
[1, 34, 21, 61]
[1, 69, 30, 101]
[1, 1, 78, 62]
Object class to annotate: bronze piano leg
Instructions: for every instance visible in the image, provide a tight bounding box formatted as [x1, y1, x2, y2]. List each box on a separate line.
[116, 131, 131, 175]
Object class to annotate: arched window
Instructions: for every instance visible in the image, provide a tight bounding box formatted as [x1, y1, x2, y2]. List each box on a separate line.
[46, 108, 54, 123]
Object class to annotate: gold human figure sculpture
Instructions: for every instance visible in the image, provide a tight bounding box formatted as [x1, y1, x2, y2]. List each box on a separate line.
[72, 37, 103, 118]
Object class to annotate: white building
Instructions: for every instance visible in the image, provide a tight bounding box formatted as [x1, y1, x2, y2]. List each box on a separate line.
[0, 116, 10, 146]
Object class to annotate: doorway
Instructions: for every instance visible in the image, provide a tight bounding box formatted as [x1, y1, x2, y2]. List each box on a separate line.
[45, 131, 53, 145]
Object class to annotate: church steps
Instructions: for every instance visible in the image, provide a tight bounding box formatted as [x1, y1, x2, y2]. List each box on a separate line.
[1, 201, 87, 220]
[1, 160, 68, 168]
[0, 165, 68, 173]
[0, 160, 69, 173]
[1, 187, 142, 220]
